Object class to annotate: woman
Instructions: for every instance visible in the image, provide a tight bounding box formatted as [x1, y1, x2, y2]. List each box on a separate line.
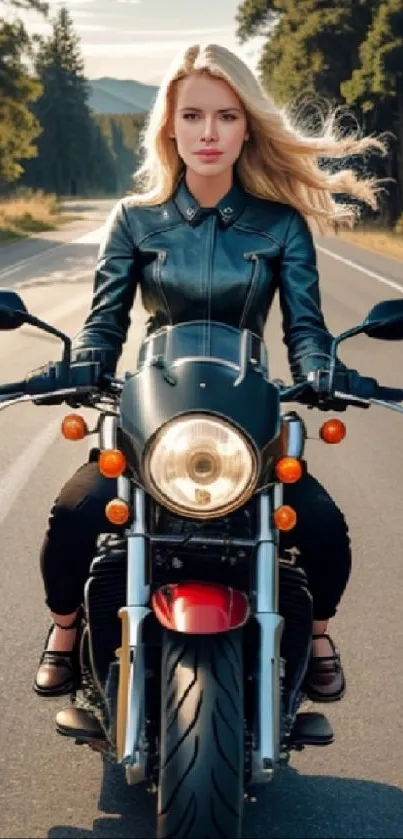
[34, 43, 386, 705]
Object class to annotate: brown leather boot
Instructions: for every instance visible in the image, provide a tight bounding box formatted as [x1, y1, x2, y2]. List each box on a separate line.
[304, 633, 346, 703]
[33, 612, 81, 698]
[56, 707, 105, 741]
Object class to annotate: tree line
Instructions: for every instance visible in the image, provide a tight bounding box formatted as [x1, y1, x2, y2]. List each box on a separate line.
[0, 0, 144, 197]
[236, 0, 403, 226]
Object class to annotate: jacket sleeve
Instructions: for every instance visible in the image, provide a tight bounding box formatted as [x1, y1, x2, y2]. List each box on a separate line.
[278, 209, 334, 381]
[72, 199, 138, 374]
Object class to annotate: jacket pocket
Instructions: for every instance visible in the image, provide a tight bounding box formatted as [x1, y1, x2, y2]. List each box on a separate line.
[153, 250, 172, 324]
[239, 244, 281, 329]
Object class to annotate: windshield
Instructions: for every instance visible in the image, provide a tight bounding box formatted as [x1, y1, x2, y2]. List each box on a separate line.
[136, 321, 269, 374]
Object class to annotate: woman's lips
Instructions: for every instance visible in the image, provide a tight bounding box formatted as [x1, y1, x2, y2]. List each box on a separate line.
[195, 150, 223, 159]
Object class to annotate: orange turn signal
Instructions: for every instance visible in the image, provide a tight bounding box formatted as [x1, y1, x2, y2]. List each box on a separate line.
[61, 414, 88, 441]
[319, 418, 346, 444]
[273, 505, 297, 532]
[275, 456, 303, 484]
[105, 498, 130, 526]
[99, 449, 127, 478]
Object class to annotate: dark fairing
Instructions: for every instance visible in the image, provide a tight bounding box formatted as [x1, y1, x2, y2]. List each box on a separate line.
[119, 321, 282, 486]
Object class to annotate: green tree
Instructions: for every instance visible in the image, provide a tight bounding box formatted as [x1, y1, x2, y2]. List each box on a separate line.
[33, 6, 92, 194]
[25, 6, 116, 195]
[236, 0, 402, 222]
[96, 113, 144, 194]
[2, 0, 48, 11]
[237, 0, 379, 104]
[342, 0, 403, 218]
[0, 11, 44, 190]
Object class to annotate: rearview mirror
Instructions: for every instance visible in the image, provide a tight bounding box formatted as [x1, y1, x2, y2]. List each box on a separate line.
[362, 299, 403, 340]
[0, 287, 71, 362]
[0, 289, 29, 330]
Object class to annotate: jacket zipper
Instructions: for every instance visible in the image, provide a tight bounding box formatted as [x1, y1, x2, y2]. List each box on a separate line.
[154, 250, 172, 324]
[239, 253, 259, 328]
[204, 216, 215, 355]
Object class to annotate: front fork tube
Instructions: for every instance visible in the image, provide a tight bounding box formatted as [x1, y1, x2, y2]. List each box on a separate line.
[99, 415, 150, 767]
[115, 481, 150, 767]
[252, 487, 284, 783]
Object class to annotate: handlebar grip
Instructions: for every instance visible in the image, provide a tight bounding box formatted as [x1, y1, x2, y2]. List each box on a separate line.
[0, 380, 26, 397]
[374, 385, 403, 403]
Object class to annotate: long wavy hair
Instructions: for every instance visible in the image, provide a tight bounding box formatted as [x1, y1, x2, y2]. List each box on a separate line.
[132, 43, 388, 234]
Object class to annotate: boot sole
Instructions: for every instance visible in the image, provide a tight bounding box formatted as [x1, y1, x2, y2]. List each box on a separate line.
[32, 680, 75, 699]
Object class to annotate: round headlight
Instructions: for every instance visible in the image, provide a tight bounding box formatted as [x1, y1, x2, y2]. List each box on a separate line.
[143, 413, 258, 518]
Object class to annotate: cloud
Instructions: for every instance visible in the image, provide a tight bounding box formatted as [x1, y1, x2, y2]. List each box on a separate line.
[74, 24, 111, 32]
[120, 27, 233, 38]
[82, 40, 198, 58]
[82, 31, 265, 73]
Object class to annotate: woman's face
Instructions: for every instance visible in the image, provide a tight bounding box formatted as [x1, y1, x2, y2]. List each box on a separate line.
[171, 72, 248, 178]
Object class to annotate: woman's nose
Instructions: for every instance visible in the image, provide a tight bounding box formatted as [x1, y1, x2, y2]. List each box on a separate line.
[201, 118, 218, 142]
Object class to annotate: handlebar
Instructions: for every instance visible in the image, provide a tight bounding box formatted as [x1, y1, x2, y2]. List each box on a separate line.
[0, 371, 402, 413]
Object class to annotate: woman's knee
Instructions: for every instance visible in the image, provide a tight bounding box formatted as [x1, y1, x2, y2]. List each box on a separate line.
[282, 473, 352, 582]
[285, 474, 349, 543]
[44, 462, 117, 544]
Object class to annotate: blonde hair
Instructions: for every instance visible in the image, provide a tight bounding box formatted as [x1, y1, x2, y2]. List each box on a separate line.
[132, 43, 389, 234]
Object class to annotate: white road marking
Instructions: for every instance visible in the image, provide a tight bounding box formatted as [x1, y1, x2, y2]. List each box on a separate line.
[0, 243, 68, 280]
[317, 245, 403, 294]
[0, 418, 61, 526]
[0, 226, 105, 280]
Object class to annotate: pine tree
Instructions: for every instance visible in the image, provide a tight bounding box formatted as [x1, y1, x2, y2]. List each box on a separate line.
[25, 6, 115, 195]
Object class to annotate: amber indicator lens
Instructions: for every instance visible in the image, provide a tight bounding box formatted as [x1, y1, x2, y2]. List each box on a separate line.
[61, 414, 88, 441]
[105, 498, 130, 526]
[273, 505, 297, 531]
[275, 457, 303, 483]
[99, 449, 127, 478]
[320, 418, 346, 444]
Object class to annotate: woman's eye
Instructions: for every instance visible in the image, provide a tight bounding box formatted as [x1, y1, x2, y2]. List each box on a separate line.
[181, 113, 237, 121]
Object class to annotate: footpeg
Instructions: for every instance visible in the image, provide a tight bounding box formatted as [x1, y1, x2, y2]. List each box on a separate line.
[56, 707, 105, 742]
[290, 712, 334, 748]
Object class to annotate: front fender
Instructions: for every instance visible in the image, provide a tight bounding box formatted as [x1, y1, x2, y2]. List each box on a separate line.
[151, 581, 250, 634]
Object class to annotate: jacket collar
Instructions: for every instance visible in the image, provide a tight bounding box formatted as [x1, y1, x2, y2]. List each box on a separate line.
[173, 174, 246, 227]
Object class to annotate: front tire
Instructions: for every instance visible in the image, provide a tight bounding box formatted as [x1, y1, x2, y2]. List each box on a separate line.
[157, 629, 244, 839]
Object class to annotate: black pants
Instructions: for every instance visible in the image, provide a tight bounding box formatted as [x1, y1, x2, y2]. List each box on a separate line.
[40, 462, 351, 621]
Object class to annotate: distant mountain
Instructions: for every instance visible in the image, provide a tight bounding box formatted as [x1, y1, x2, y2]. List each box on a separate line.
[88, 77, 159, 115]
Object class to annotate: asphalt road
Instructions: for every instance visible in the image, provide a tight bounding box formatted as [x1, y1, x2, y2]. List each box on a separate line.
[0, 201, 403, 839]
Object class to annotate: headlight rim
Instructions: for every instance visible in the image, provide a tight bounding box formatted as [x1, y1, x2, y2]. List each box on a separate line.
[141, 410, 259, 519]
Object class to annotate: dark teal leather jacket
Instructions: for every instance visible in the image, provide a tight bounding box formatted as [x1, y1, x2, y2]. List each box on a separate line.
[73, 176, 334, 380]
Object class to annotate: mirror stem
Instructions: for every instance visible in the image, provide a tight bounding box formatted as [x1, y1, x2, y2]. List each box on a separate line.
[23, 313, 71, 364]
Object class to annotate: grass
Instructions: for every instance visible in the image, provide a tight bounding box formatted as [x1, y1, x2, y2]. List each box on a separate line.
[332, 223, 403, 263]
[0, 191, 76, 244]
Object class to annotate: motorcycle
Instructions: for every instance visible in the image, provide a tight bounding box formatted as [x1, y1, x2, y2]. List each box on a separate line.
[1, 288, 403, 839]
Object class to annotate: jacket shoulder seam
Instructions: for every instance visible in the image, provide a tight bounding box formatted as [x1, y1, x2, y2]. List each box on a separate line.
[233, 221, 284, 248]
[135, 221, 184, 248]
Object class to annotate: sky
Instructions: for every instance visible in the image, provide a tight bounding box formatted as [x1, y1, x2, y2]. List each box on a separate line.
[2, 0, 266, 84]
